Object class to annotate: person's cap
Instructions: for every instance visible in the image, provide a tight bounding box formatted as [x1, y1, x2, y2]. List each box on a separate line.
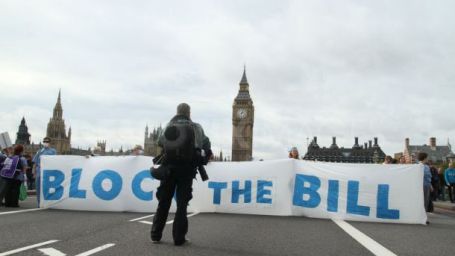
[43, 137, 51, 143]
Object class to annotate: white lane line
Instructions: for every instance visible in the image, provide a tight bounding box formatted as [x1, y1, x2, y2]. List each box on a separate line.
[139, 212, 200, 225]
[0, 240, 59, 256]
[166, 212, 199, 224]
[38, 248, 67, 256]
[0, 208, 45, 216]
[129, 214, 155, 222]
[75, 244, 115, 256]
[332, 219, 397, 256]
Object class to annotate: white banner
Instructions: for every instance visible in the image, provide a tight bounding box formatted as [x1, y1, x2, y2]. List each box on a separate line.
[40, 156, 427, 224]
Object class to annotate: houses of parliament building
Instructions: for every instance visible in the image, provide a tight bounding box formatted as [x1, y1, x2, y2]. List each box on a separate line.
[15, 68, 257, 160]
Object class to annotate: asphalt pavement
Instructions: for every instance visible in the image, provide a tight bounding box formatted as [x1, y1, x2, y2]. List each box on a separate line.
[1, 196, 454, 256]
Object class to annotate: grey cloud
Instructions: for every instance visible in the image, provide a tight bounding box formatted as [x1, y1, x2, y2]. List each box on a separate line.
[1, 0, 455, 158]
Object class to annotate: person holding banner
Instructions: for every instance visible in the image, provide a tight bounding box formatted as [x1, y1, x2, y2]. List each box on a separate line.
[418, 152, 432, 219]
[32, 137, 57, 206]
[151, 103, 212, 246]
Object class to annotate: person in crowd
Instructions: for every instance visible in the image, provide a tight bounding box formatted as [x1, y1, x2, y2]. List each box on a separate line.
[288, 147, 300, 159]
[132, 145, 144, 156]
[32, 137, 57, 205]
[399, 156, 406, 164]
[0, 149, 7, 163]
[383, 155, 393, 164]
[24, 154, 34, 190]
[0, 148, 8, 205]
[438, 167, 446, 201]
[151, 103, 212, 246]
[444, 162, 455, 203]
[86, 146, 101, 158]
[0, 144, 27, 207]
[429, 161, 440, 202]
[417, 152, 432, 222]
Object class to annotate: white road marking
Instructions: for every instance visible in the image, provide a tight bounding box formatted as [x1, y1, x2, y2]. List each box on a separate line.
[0, 240, 59, 256]
[129, 214, 155, 222]
[332, 219, 397, 256]
[74, 244, 115, 256]
[38, 248, 66, 256]
[138, 212, 200, 225]
[166, 212, 199, 224]
[0, 208, 45, 216]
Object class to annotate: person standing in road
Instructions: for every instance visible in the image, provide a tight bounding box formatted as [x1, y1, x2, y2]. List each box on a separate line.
[444, 163, 455, 203]
[32, 137, 57, 206]
[151, 103, 212, 246]
[0, 144, 28, 207]
[417, 152, 432, 221]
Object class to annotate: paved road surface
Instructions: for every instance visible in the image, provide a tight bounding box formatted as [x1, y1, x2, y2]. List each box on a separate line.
[1, 197, 454, 256]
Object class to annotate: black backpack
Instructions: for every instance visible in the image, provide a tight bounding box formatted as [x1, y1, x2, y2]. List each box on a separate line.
[162, 122, 195, 164]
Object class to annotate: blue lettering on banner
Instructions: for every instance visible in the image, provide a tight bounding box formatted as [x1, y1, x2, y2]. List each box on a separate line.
[208, 181, 228, 204]
[43, 170, 65, 200]
[69, 168, 86, 199]
[346, 181, 370, 216]
[257, 180, 273, 204]
[293, 174, 321, 208]
[232, 180, 252, 203]
[327, 180, 339, 212]
[376, 184, 400, 219]
[131, 170, 154, 201]
[92, 170, 123, 201]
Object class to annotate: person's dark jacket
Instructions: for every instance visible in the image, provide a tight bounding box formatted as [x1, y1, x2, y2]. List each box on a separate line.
[155, 115, 212, 165]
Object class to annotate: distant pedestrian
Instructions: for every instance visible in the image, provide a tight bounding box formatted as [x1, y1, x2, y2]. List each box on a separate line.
[0, 149, 8, 205]
[0, 144, 28, 207]
[288, 147, 300, 159]
[444, 163, 455, 203]
[429, 161, 439, 201]
[132, 145, 144, 156]
[24, 154, 34, 190]
[32, 137, 57, 206]
[417, 152, 432, 221]
[383, 155, 393, 164]
[399, 156, 406, 164]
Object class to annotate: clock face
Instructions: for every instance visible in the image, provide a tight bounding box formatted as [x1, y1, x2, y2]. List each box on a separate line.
[237, 109, 247, 119]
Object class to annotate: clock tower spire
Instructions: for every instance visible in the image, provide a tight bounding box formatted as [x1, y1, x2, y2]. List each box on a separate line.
[232, 66, 254, 161]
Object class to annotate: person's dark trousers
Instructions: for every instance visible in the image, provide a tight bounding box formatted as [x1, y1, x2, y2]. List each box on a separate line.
[424, 186, 431, 212]
[151, 165, 194, 245]
[0, 177, 6, 205]
[5, 179, 21, 207]
[431, 185, 439, 201]
[448, 185, 455, 202]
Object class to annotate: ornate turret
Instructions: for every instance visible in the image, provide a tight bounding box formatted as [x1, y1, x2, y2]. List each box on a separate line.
[15, 117, 31, 145]
[46, 90, 71, 154]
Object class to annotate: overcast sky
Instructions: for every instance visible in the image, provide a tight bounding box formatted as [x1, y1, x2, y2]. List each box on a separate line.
[1, 0, 454, 159]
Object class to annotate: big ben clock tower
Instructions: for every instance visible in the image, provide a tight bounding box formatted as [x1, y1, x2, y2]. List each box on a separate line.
[232, 67, 254, 161]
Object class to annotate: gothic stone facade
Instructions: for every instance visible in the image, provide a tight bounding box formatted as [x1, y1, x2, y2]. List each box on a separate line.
[232, 68, 254, 161]
[144, 125, 162, 157]
[403, 137, 453, 164]
[304, 137, 386, 163]
[46, 91, 71, 154]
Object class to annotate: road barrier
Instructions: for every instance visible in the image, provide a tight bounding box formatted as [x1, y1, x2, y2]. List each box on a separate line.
[41, 156, 426, 224]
